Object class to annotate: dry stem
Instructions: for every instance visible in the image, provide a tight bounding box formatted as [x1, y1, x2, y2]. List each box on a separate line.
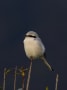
[26, 60, 32, 90]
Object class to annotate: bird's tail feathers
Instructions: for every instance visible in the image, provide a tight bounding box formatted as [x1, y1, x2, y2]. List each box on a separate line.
[41, 56, 54, 71]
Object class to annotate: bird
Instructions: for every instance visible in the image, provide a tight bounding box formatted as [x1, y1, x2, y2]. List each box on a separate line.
[23, 31, 54, 71]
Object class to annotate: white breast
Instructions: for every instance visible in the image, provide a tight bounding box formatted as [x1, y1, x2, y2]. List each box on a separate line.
[23, 37, 45, 59]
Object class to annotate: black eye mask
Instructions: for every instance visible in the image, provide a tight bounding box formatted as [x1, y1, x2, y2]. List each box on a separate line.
[26, 35, 36, 38]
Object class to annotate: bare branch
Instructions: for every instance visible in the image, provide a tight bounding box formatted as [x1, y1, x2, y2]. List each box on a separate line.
[26, 60, 32, 90]
[55, 73, 59, 90]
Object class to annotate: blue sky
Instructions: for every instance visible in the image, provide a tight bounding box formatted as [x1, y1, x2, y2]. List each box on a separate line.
[0, 0, 67, 90]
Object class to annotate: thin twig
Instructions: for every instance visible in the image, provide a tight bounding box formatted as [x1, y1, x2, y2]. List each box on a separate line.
[26, 60, 32, 90]
[22, 76, 25, 90]
[14, 66, 17, 90]
[55, 73, 59, 90]
[3, 68, 6, 90]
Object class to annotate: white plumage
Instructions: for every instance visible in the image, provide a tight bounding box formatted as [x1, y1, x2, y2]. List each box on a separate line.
[23, 31, 45, 59]
[23, 31, 53, 71]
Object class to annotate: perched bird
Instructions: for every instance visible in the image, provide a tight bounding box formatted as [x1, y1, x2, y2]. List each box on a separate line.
[23, 31, 54, 71]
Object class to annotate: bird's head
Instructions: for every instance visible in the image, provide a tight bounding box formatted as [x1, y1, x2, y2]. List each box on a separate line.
[25, 31, 39, 38]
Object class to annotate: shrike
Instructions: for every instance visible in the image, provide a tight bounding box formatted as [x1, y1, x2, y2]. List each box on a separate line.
[23, 31, 54, 71]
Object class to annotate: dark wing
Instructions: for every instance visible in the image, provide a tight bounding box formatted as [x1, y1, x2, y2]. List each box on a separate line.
[44, 52, 47, 59]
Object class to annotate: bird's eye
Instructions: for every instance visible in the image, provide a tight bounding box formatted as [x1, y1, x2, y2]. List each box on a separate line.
[31, 35, 36, 38]
[26, 35, 36, 38]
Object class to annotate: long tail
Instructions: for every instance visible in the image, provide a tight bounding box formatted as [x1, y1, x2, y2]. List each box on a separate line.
[41, 57, 54, 71]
